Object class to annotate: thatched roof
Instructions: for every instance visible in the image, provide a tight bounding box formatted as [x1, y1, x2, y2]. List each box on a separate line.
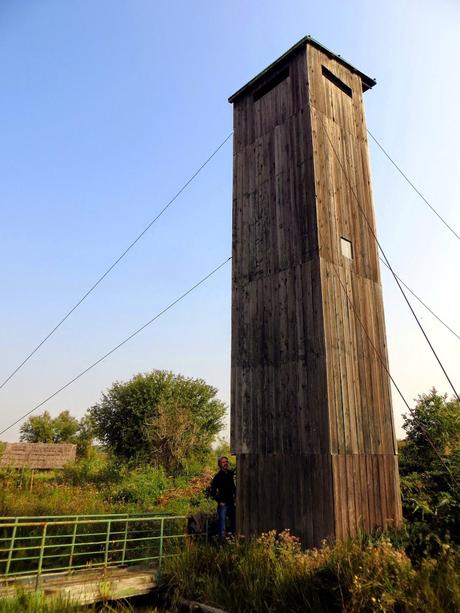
[0, 443, 76, 469]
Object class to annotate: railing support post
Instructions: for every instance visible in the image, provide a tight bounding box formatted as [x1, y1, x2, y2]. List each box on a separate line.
[158, 518, 165, 572]
[121, 519, 129, 565]
[68, 517, 79, 572]
[104, 520, 112, 569]
[35, 523, 48, 590]
[5, 517, 19, 577]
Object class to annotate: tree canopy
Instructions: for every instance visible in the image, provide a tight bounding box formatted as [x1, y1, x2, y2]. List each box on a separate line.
[399, 388, 460, 551]
[20, 410, 80, 444]
[400, 388, 460, 474]
[20, 410, 94, 456]
[89, 370, 226, 471]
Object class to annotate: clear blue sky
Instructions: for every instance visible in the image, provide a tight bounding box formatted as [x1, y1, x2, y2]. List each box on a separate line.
[1, 1, 459, 441]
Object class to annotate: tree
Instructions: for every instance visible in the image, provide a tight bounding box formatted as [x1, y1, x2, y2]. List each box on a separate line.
[75, 414, 96, 458]
[20, 410, 79, 443]
[20, 411, 56, 443]
[89, 370, 226, 471]
[399, 388, 460, 551]
[20, 411, 80, 443]
[400, 388, 460, 474]
[20, 410, 94, 455]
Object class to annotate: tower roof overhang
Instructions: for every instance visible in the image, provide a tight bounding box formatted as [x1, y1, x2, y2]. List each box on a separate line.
[228, 35, 376, 103]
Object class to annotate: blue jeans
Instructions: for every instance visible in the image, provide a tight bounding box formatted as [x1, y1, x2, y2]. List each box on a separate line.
[217, 503, 235, 539]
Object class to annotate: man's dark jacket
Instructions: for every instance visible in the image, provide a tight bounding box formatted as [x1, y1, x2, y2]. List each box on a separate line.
[210, 469, 236, 504]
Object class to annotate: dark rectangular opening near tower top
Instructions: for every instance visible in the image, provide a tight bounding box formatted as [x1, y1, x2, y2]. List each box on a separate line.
[229, 36, 401, 547]
[321, 65, 353, 97]
[253, 66, 290, 101]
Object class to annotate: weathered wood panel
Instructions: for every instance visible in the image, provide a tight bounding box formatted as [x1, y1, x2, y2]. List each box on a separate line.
[0, 566, 157, 605]
[237, 454, 334, 547]
[232, 262, 330, 455]
[308, 43, 401, 537]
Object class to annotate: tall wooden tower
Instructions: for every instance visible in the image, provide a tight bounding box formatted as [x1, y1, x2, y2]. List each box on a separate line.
[229, 37, 402, 547]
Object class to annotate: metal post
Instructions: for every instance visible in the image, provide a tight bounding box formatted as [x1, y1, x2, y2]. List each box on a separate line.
[104, 520, 112, 569]
[121, 519, 129, 565]
[35, 523, 47, 590]
[5, 518, 19, 577]
[158, 518, 165, 572]
[68, 517, 79, 571]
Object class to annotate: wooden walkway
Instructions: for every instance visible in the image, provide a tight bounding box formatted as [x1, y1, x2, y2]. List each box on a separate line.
[0, 565, 157, 605]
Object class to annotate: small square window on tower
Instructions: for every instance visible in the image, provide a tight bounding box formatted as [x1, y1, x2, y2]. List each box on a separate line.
[340, 237, 353, 259]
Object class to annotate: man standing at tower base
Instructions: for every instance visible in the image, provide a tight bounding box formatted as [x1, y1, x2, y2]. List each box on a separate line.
[210, 456, 236, 540]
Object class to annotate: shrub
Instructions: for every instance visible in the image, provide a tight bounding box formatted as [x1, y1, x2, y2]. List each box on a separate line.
[107, 466, 169, 506]
[162, 532, 460, 613]
[399, 389, 460, 557]
[0, 483, 107, 517]
[89, 370, 226, 471]
[60, 452, 117, 487]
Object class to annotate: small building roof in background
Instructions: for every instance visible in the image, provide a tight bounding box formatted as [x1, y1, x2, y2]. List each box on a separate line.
[0, 443, 76, 470]
[228, 35, 377, 103]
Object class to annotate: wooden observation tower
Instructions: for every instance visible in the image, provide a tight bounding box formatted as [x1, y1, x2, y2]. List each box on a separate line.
[229, 36, 402, 546]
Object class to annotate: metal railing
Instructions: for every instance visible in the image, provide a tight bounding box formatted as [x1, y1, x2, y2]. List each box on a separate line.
[0, 513, 188, 585]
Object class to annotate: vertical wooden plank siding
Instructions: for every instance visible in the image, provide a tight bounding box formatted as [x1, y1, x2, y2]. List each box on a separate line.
[231, 40, 401, 547]
[306, 44, 401, 536]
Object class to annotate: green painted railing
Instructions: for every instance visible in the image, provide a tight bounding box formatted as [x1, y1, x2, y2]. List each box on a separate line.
[0, 513, 188, 584]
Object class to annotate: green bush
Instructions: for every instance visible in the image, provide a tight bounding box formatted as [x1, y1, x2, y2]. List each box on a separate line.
[0, 483, 107, 517]
[89, 370, 226, 471]
[178, 452, 215, 479]
[0, 458, 216, 518]
[107, 466, 169, 506]
[399, 389, 460, 558]
[60, 452, 118, 487]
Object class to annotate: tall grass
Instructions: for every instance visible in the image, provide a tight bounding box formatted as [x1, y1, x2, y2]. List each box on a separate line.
[0, 592, 168, 612]
[161, 531, 460, 613]
[0, 592, 81, 613]
[0, 453, 215, 517]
